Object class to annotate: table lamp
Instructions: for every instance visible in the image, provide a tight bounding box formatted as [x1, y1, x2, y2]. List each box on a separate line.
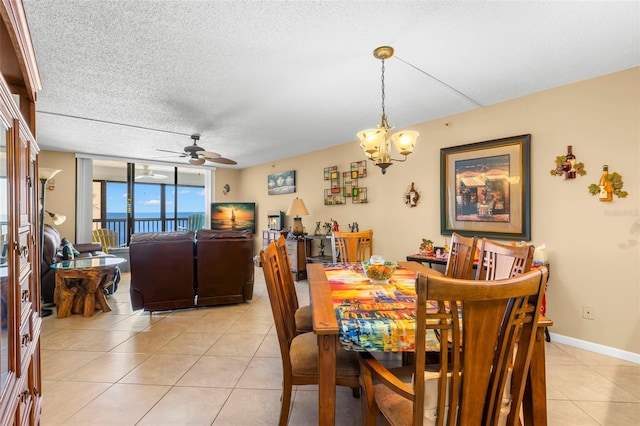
[286, 197, 309, 236]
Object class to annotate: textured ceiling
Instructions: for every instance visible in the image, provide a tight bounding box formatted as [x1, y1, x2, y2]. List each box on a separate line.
[23, 1, 640, 169]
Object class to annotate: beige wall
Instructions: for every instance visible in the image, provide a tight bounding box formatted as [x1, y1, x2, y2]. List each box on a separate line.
[212, 167, 242, 202]
[39, 67, 639, 356]
[240, 67, 639, 355]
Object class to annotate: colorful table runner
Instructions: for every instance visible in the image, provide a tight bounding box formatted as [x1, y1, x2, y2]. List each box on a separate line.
[324, 263, 441, 352]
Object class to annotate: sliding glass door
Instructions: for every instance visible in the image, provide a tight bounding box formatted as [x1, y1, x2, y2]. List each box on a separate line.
[92, 160, 207, 245]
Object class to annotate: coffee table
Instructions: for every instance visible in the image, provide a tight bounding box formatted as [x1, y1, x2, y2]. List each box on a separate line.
[51, 257, 125, 318]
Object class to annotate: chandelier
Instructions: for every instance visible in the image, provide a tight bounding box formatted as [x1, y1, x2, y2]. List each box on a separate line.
[358, 46, 419, 174]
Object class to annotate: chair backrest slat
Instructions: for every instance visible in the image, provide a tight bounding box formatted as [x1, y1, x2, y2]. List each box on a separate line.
[187, 213, 205, 231]
[260, 242, 297, 358]
[444, 232, 478, 279]
[330, 230, 373, 263]
[275, 235, 299, 312]
[92, 228, 119, 253]
[475, 238, 534, 280]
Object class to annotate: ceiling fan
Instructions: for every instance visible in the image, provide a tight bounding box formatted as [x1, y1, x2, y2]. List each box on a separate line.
[135, 165, 168, 180]
[156, 134, 237, 166]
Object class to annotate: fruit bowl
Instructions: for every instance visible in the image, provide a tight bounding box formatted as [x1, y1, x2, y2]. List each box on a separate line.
[362, 260, 397, 284]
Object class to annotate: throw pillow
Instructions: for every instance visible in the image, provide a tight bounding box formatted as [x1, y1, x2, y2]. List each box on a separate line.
[60, 238, 79, 260]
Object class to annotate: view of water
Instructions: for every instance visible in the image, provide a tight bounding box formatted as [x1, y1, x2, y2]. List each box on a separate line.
[106, 212, 203, 219]
[102, 212, 206, 240]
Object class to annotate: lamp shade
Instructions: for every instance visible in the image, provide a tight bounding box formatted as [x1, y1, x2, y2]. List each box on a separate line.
[46, 210, 66, 225]
[391, 130, 419, 155]
[358, 128, 385, 154]
[286, 198, 309, 217]
[38, 167, 62, 181]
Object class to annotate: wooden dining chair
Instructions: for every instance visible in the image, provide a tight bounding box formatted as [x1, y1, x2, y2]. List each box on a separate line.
[330, 229, 373, 263]
[260, 242, 360, 426]
[475, 238, 534, 280]
[359, 267, 549, 426]
[275, 235, 313, 333]
[444, 232, 478, 279]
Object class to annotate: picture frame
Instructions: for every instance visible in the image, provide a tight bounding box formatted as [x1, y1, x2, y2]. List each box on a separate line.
[440, 134, 531, 240]
[267, 170, 296, 195]
[211, 202, 256, 234]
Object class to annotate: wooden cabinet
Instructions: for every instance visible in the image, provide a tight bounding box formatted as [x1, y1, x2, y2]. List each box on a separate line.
[262, 230, 310, 281]
[0, 1, 43, 424]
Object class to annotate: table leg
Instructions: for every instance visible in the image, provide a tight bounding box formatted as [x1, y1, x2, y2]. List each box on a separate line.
[55, 274, 79, 318]
[523, 325, 548, 425]
[82, 273, 100, 317]
[95, 269, 115, 313]
[318, 334, 336, 426]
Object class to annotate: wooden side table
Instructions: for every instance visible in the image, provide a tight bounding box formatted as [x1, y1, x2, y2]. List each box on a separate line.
[51, 257, 125, 318]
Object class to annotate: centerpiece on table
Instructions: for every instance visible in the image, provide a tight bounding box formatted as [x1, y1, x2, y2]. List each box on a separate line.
[362, 255, 397, 285]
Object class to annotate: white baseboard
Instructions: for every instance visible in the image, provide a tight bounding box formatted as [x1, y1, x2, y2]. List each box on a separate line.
[549, 333, 640, 364]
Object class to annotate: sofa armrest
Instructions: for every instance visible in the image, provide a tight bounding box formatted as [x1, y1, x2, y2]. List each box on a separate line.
[75, 242, 103, 253]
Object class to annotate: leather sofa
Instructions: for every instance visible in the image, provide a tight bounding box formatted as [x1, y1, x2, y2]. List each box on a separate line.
[41, 224, 118, 304]
[195, 230, 254, 306]
[129, 229, 254, 312]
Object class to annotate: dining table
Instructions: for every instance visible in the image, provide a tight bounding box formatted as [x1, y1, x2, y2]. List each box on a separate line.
[307, 260, 552, 426]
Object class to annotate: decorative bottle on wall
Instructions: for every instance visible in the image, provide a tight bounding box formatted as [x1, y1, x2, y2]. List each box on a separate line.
[598, 165, 613, 202]
[564, 145, 576, 179]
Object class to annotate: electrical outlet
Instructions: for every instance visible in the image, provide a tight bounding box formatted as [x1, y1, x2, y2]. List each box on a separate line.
[583, 305, 595, 320]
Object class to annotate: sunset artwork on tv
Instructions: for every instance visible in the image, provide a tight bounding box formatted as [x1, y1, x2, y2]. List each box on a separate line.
[210, 202, 256, 234]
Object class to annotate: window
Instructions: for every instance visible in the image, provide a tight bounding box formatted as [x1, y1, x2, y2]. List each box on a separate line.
[92, 160, 207, 245]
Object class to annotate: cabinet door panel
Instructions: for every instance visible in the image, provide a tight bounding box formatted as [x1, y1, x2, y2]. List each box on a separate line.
[0, 117, 10, 397]
[18, 226, 30, 279]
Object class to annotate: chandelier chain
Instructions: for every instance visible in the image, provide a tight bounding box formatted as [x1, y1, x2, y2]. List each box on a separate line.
[380, 59, 386, 118]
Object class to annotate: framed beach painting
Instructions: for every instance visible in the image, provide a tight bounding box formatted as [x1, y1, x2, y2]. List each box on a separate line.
[267, 170, 296, 195]
[440, 134, 531, 240]
[210, 202, 256, 234]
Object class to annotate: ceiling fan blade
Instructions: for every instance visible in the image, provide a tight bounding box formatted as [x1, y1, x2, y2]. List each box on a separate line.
[200, 150, 221, 160]
[156, 148, 187, 157]
[206, 157, 237, 165]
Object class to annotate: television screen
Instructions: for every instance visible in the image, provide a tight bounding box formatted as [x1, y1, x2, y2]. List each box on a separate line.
[210, 202, 256, 234]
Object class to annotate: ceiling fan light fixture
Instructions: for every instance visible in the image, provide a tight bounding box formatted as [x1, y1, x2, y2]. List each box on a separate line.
[190, 157, 206, 166]
[135, 164, 168, 179]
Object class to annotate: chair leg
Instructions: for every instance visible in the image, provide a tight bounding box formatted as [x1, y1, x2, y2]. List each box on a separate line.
[352, 386, 360, 398]
[359, 367, 379, 426]
[279, 377, 293, 426]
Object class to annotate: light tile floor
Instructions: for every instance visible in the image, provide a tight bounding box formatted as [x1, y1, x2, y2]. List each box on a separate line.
[40, 269, 639, 425]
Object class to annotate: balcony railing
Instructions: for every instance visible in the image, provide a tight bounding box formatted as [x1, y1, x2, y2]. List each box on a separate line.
[92, 217, 192, 246]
